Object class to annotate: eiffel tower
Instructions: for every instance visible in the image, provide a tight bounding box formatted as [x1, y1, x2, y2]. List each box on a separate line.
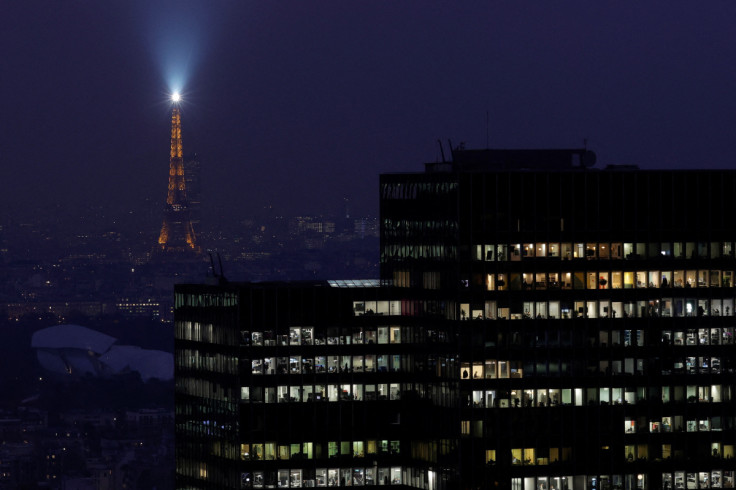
[157, 96, 199, 254]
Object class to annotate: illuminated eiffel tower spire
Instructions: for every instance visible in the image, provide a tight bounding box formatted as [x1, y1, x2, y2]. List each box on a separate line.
[158, 97, 198, 253]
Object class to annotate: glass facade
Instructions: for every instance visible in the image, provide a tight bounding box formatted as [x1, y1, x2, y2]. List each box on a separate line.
[177, 150, 736, 489]
[176, 283, 457, 489]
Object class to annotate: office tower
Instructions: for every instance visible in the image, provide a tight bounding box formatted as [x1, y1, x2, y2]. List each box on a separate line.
[176, 147, 736, 489]
[158, 104, 198, 253]
[175, 280, 427, 489]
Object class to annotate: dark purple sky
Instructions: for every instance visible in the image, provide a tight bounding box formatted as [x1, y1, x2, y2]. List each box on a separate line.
[2, 2, 735, 220]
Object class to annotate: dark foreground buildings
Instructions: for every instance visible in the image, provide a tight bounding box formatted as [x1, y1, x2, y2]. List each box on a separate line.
[176, 148, 736, 489]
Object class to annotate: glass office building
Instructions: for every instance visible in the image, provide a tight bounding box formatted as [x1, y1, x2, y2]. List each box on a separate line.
[177, 149, 736, 489]
[175, 280, 456, 489]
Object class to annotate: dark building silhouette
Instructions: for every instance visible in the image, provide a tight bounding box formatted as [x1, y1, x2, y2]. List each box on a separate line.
[176, 148, 736, 489]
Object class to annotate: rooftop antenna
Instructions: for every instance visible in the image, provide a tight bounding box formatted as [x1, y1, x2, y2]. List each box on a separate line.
[217, 253, 225, 281]
[207, 252, 228, 285]
[437, 139, 446, 163]
[208, 252, 217, 276]
[486, 110, 490, 149]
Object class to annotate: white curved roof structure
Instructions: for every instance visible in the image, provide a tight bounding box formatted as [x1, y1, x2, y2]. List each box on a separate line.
[99, 345, 173, 381]
[32, 324, 172, 382]
[31, 324, 117, 353]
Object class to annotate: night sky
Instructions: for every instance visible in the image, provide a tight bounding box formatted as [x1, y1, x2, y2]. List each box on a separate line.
[2, 2, 735, 221]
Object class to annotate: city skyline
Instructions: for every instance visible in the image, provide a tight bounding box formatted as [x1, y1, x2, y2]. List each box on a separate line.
[1, 3, 736, 487]
[2, 2, 736, 222]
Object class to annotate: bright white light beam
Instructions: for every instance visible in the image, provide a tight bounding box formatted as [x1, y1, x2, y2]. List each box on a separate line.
[172, 92, 181, 103]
